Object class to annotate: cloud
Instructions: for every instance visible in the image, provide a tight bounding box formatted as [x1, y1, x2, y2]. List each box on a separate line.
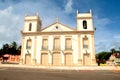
[0, 6, 21, 47]
[93, 15, 111, 29]
[64, 0, 73, 13]
[113, 35, 120, 39]
[109, 41, 120, 49]
[0, 0, 119, 53]
[94, 15, 112, 42]
[0, 0, 75, 48]
[94, 15, 120, 53]
[93, 15, 112, 53]
[13, 0, 72, 27]
[95, 42, 108, 53]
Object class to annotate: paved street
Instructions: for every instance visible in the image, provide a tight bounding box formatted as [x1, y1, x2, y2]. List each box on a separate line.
[0, 67, 120, 80]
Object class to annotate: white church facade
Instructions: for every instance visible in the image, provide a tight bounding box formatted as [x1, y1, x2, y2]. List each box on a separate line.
[20, 10, 96, 66]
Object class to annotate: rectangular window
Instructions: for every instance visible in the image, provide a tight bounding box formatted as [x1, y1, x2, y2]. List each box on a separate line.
[29, 23, 32, 31]
[65, 38, 72, 50]
[54, 38, 60, 50]
[42, 39, 48, 50]
[26, 39, 32, 49]
[83, 37, 89, 49]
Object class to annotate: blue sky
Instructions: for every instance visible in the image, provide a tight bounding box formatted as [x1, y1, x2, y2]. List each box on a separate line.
[0, 0, 120, 53]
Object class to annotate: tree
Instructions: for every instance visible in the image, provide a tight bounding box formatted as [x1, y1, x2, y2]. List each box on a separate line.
[1, 44, 9, 55]
[17, 45, 21, 55]
[0, 49, 2, 56]
[111, 48, 116, 54]
[96, 51, 111, 63]
[0, 41, 21, 55]
[11, 42, 18, 49]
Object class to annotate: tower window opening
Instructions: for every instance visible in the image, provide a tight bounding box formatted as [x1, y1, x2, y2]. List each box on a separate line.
[83, 20, 87, 29]
[29, 23, 32, 31]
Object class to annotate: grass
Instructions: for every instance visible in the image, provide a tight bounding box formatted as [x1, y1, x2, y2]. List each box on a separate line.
[100, 63, 107, 66]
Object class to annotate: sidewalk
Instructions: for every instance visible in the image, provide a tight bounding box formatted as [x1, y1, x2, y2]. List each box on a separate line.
[0, 64, 120, 70]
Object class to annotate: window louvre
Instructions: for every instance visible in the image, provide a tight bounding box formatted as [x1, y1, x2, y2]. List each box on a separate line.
[29, 23, 32, 31]
[54, 38, 60, 49]
[26, 39, 32, 49]
[42, 39, 48, 50]
[66, 38, 72, 50]
[83, 37, 88, 49]
[83, 20, 87, 29]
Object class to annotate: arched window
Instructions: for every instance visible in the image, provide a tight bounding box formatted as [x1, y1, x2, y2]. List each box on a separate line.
[83, 20, 87, 29]
[29, 23, 32, 31]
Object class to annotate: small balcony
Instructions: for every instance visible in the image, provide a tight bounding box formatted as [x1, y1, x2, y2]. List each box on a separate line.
[41, 46, 49, 53]
[64, 46, 73, 53]
[65, 46, 72, 50]
[83, 45, 88, 49]
[53, 46, 61, 50]
[41, 46, 48, 50]
[53, 46, 61, 51]
[26, 46, 31, 49]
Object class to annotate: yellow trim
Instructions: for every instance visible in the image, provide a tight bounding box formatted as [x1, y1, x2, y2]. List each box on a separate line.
[64, 50, 73, 54]
[21, 31, 94, 36]
[77, 17, 92, 19]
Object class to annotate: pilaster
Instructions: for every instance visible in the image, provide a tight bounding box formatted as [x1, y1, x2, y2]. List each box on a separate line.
[32, 36, 37, 65]
[91, 35, 96, 65]
[20, 37, 25, 64]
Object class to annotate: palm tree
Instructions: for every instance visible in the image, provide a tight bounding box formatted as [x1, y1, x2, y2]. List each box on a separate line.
[11, 42, 17, 49]
[17, 45, 21, 55]
[1, 44, 9, 55]
[111, 48, 116, 54]
[0, 42, 21, 55]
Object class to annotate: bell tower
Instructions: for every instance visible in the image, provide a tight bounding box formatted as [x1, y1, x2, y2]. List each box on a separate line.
[76, 10, 94, 31]
[23, 13, 42, 32]
[77, 10, 96, 65]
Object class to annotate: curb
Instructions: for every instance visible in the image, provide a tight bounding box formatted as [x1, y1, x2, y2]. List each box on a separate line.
[0, 64, 120, 70]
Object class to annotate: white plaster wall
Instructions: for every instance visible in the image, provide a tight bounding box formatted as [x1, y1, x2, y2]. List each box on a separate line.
[21, 12, 96, 65]
[72, 35, 78, 64]
[89, 35, 93, 58]
[61, 35, 65, 50]
[48, 36, 53, 64]
[23, 36, 35, 63]
[23, 34, 95, 65]
[42, 23, 74, 32]
[24, 21, 37, 32]
[61, 35, 65, 64]
[77, 19, 93, 31]
[80, 35, 83, 59]
[49, 36, 53, 50]
[80, 34, 93, 59]
[77, 13, 92, 18]
[22, 37, 27, 63]
[24, 16, 38, 20]
[36, 36, 42, 64]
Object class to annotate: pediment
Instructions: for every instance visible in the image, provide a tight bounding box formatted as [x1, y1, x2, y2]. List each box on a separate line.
[41, 22, 75, 32]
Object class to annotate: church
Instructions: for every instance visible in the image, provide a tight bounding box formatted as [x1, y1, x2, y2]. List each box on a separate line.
[20, 10, 96, 66]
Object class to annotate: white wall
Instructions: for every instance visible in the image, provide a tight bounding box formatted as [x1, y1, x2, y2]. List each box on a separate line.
[72, 35, 78, 64]
[36, 36, 42, 64]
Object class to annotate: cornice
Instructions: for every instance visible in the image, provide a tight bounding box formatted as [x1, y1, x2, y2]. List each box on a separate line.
[24, 19, 39, 21]
[77, 17, 92, 19]
[21, 30, 94, 36]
